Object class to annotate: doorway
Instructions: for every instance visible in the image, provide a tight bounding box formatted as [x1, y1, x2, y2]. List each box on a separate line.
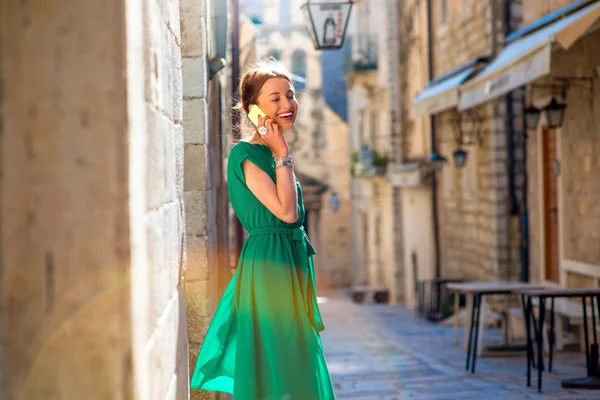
[541, 127, 560, 282]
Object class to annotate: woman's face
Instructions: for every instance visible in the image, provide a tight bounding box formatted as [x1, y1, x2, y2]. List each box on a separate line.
[256, 77, 298, 132]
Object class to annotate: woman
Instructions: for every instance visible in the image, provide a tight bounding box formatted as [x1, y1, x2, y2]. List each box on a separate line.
[191, 64, 335, 400]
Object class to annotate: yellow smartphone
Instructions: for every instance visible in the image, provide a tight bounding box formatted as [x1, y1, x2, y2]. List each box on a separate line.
[247, 104, 269, 127]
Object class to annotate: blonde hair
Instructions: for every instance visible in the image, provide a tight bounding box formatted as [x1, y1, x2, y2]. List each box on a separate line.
[234, 61, 293, 142]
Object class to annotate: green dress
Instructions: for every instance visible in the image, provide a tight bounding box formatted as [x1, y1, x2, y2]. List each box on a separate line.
[191, 141, 335, 400]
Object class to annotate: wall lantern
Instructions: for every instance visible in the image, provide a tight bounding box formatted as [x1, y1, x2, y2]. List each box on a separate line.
[452, 148, 468, 168]
[544, 97, 567, 129]
[429, 152, 448, 171]
[525, 77, 594, 130]
[450, 109, 484, 147]
[328, 192, 341, 212]
[524, 105, 542, 130]
[301, 1, 353, 50]
[359, 145, 374, 172]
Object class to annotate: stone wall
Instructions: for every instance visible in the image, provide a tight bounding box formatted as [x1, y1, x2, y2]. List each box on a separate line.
[522, 0, 581, 25]
[133, 0, 189, 398]
[430, 0, 520, 282]
[0, 0, 189, 399]
[435, 103, 519, 281]
[180, 0, 231, 399]
[526, 28, 600, 285]
[433, 0, 501, 77]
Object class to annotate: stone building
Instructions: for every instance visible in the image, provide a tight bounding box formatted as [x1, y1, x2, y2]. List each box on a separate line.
[346, 0, 404, 303]
[241, 0, 353, 288]
[388, 0, 437, 307]
[458, 0, 600, 288]
[1, 0, 229, 399]
[409, 0, 524, 297]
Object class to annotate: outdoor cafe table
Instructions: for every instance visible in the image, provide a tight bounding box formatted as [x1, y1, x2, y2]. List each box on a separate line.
[515, 287, 600, 392]
[446, 281, 545, 374]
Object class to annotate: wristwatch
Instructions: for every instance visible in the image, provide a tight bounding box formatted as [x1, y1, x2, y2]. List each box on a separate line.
[274, 155, 293, 169]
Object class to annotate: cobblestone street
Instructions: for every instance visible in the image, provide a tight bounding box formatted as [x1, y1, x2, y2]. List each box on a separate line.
[320, 292, 600, 400]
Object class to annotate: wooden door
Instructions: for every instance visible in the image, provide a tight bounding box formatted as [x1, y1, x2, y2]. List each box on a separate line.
[542, 128, 560, 282]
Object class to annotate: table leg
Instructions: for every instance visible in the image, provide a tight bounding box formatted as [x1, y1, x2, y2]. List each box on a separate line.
[453, 291, 460, 345]
[530, 300, 539, 370]
[463, 294, 473, 351]
[466, 293, 477, 371]
[503, 295, 510, 346]
[561, 296, 600, 390]
[537, 296, 546, 392]
[471, 294, 483, 374]
[521, 294, 532, 387]
[591, 295, 598, 377]
[583, 296, 591, 376]
[549, 298, 555, 373]
[477, 296, 486, 357]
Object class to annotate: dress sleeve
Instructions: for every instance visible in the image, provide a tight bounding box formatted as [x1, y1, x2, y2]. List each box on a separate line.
[227, 142, 271, 186]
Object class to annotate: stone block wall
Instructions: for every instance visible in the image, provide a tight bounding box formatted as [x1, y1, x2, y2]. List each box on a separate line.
[433, 0, 501, 77]
[180, 0, 212, 397]
[133, 0, 189, 399]
[181, 0, 231, 399]
[435, 102, 518, 281]
[522, 0, 580, 25]
[430, 0, 521, 282]
[1, 0, 189, 399]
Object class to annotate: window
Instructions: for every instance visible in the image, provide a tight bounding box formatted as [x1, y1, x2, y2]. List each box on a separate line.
[291, 49, 307, 91]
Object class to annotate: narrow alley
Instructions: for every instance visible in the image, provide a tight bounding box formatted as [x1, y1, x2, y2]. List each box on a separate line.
[320, 293, 600, 400]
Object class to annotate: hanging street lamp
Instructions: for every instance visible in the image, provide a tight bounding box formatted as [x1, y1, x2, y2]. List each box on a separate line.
[328, 192, 341, 212]
[429, 153, 448, 171]
[301, 1, 354, 50]
[524, 105, 542, 130]
[452, 148, 468, 168]
[543, 97, 567, 129]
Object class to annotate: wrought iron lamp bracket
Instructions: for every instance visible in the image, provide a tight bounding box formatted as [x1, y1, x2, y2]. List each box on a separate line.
[450, 109, 486, 147]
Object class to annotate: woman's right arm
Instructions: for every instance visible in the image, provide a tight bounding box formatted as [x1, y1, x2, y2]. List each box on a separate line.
[242, 117, 298, 224]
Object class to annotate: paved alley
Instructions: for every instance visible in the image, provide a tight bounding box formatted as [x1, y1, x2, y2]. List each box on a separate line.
[319, 292, 600, 400]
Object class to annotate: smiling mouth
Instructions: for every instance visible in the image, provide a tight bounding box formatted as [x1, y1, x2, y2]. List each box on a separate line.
[277, 112, 294, 121]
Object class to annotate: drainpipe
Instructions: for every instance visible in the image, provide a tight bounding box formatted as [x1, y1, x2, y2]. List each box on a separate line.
[502, 0, 517, 216]
[426, 0, 441, 280]
[500, 0, 518, 283]
[520, 106, 530, 283]
[503, 0, 529, 282]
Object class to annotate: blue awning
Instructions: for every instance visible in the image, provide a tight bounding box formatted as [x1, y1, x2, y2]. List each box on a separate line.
[459, 1, 600, 110]
[410, 67, 475, 118]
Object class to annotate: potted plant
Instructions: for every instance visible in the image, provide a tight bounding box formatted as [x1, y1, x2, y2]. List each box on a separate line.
[372, 150, 390, 176]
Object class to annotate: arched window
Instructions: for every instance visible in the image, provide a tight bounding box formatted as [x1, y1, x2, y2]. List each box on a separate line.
[291, 50, 307, 91]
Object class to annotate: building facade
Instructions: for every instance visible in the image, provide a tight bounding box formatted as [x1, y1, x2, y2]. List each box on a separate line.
[408, 0, 525, 302]
[346, 0, 404, 303]
[391, 0, 436, 307]
[1, 0, 230, 399]
[517, 0, 600, 288]
[408, 0, 600, 303]
[241, 0, 353, 288]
